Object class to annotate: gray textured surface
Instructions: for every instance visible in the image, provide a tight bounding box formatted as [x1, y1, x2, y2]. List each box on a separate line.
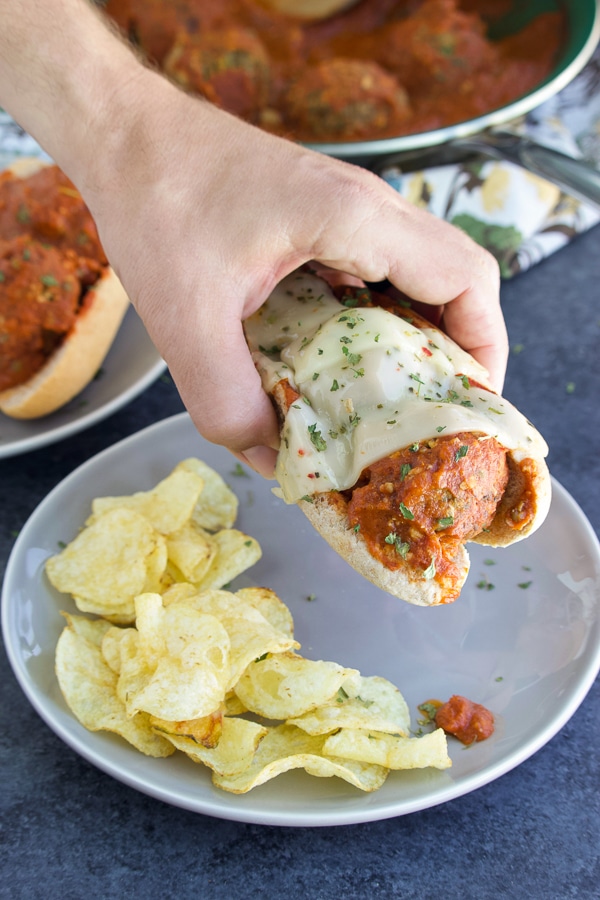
[1, 225, 599, 900]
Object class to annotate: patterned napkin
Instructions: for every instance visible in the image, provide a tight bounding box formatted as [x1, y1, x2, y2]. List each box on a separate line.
[1, 44, 599, 279]
[379, 44, 600, 278]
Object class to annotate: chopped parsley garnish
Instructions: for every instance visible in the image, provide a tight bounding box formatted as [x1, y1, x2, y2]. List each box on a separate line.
[423, 560, 436, 580]
[476, 577, 495, 591]
[384, 533, 410, 557]
[400, 463, 411, 481]
[455, 445, 469, 461]
[437, 516, 454, 529]
[330, 379, 340, 392]
[417, 702, 438, 724]
[342, 346, 362, 366]
[40, 274, 59, 287]
[308, 423, 327, 452]
[258, 344, 281, 355]
[399, 502, 414, 520]
[230, 462, 250, 477]
[518, 581, 533, 589]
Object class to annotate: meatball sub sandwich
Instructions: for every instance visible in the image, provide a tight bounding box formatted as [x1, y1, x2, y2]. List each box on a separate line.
[244, 269, 550, 606]
[0, 158, 129, 419]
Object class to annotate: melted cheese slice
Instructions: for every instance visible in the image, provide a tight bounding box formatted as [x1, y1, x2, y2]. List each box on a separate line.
[244, 272, 548, 504]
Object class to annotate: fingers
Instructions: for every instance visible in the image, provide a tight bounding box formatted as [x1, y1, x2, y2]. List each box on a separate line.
[305, 169, 508, 391]
[159, 303, 281, 457]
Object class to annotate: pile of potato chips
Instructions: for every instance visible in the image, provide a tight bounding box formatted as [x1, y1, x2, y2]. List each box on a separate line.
[48, 458, 451, 794]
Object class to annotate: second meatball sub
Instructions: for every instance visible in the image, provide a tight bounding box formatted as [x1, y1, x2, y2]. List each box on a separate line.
[244, 270, 550, 606]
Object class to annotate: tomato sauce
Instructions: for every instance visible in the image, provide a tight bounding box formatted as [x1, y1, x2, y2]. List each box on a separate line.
[345, 432, 510, 600]
[434, 694, 495, 744]
[105, 0, 564, 142]
[0, 167, 105, 392]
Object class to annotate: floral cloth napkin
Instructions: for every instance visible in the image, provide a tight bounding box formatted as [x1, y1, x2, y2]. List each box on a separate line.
[1, 44, 599, 279]
[379, 43, 600, 278]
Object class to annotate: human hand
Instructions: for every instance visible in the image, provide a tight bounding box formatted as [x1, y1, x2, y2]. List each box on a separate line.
[77, 73, 507, 476]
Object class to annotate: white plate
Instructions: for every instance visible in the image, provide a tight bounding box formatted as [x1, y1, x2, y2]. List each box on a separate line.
[0, 306, 166, 458]
[2, 413, 600, 826]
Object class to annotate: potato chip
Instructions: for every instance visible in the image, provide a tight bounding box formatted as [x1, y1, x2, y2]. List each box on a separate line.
[162, 717, 268, 777]
[160, 581, 198, 606]
[178, 590, 299, 688]
[224, 690, 247, 716]
[322, 727, 452, 770]
[288, 674, 411, 736]
[118, 594, 231, 720]
[174, 458, 238, 531]
[55, 618, 173, 758]
[235, 587, 295, 638]
[149, 707, 223, 748]
[142, 539, 169, 594]
[212, 724, 388, 793]
[193, 529, 261, 591]
[165, 522, 216, 583]
[90, 468, 204, 535]
[100, 624, 132, 674]
[46, 508, 166, 620]
[61, 611, 113, 647]
[234, 651, 358, 720]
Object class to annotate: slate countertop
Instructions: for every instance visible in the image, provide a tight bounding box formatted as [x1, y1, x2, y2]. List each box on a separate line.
[1, 225, 599, 900]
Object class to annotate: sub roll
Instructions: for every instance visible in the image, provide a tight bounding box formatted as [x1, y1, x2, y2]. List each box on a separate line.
[244, 269, 551, 606]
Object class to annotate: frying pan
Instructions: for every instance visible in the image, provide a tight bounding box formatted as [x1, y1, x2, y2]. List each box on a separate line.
[304, 0, 600, 203]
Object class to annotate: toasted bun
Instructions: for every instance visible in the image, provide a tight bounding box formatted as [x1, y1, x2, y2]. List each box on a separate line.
[299, 493, 471, 607]
[0, 158, 130, 419]
[298, 452, 551, 607]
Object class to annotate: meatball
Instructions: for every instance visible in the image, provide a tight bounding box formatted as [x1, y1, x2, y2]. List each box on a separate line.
[104, 0, 227, 65]
[378, 0, 498, 96]
[284, 58, 411, 141]
[164, 27, 272, 122]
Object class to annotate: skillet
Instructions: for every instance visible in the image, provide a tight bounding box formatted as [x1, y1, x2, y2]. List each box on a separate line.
[304, 0, 600, 162]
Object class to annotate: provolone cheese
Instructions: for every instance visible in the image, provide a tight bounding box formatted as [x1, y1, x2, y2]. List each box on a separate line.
[244, 272, 548, 505]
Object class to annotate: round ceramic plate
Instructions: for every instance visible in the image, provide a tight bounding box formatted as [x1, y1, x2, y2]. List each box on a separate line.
[2, 413, 599, 826]
[0, 306, 166, 459]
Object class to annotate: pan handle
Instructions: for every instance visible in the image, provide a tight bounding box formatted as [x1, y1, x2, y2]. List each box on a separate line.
[457, 130, 600, 210]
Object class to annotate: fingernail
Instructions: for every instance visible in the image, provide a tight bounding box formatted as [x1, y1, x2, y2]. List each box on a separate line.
[240, 445, 278, 479]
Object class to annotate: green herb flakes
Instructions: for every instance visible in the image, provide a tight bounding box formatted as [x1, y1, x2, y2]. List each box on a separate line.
[308, 423, 327, 452]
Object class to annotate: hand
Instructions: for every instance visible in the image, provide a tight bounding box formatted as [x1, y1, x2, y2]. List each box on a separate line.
[77, 73, 506, 475]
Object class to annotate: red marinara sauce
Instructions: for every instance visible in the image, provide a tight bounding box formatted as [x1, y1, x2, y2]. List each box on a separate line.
[428, 695, 495, 744]
[0, 166, 106, 392]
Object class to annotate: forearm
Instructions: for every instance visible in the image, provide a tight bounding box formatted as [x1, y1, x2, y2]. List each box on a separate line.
[0, 0, 156, 185]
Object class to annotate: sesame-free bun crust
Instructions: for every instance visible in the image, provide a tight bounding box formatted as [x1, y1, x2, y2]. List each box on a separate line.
[299, 493, 471, 607]
[298, 451, 551, 607]
[0, 158, 130, 419]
